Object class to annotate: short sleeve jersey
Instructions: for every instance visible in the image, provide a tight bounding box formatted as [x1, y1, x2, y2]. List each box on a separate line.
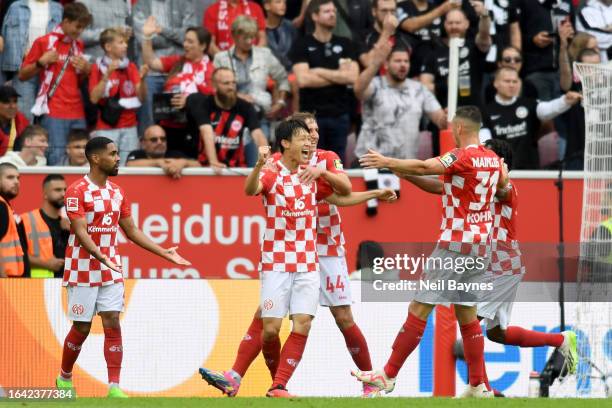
[258, 160, 333, 273]
[488, 182, 525, 275]
[436, 145, 502, 256]
[63, 176, 130, 287]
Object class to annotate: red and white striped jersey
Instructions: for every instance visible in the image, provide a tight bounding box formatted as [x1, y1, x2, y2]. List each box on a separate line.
[489, 182, 525, 275]
[436, 145, 502, 257]
[258, 160, 333, 273]
[271, 149, 347, 257]
[63, 176, 130, 287]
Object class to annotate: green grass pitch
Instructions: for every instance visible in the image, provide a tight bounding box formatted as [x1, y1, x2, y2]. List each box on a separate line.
[0, 397, 610, 408]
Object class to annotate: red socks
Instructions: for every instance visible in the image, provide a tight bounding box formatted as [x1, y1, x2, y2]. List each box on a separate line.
[384, 313, 427, 378]
[60, 326, 88, 378]
[460, 320, 485, 386]
[504, 326, 564, 348]
[341, 324, 372, 371]
[232, 317, 263, 377]
[272, 332, 307, 388]
[103, 327, 123, 384]
[262, 336, 281, 379]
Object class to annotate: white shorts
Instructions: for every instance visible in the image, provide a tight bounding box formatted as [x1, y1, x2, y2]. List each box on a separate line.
[260, 271, 320, 319]
[319, 256, 352, 307]
[478, 273, 523, 330]
[67, 283, 125, 322]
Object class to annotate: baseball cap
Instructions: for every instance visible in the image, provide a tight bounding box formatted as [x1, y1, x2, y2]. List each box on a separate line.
[0, 85, 20, 103]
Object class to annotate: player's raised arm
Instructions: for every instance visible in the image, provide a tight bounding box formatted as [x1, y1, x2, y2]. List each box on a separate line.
[360, 149, 445, 176]
[118, 217, 190, 265]
[397, 174, 444, 195]
[70, 217, 122, 272]
[299, 163, 352, 196]
[245, 146, 270, 196]
[325, 189, 397, 207]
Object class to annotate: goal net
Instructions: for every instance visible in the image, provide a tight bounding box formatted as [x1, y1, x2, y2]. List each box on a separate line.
[555, 62, 612, 397]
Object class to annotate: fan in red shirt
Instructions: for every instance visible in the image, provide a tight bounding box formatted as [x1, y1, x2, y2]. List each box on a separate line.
[0, 86, 29, 157]
[89, 28, 148, 166]
[142, 20, 215, 158]
[353, 106, 508, 398]
[56, 136, 191, 398]
[18, 2, 93, 166]
[204, 0, 267, 56]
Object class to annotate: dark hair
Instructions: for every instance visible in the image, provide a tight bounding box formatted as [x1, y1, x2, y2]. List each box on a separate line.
[496, 46, 522, 64]
[307, 0, 334, 17]
[167, 27, 211, 78]
[275, 119, 309, 153]
[454, 106, 482, 127]
[0, 162, 18, 176]
[85, 136, 114, 161]
[388, 44, 411, 59]
[43, 174, 65, 187]
[577, 48, 600, 63]
[22, 125, 48, 141]
[63, 2, 93, 26]
[356, 241, 384, 270]
[287, 112, 316, 123]
[67, 128, 89, 144]
[372, 0, 396, 9]
[484, 139, 514, 170]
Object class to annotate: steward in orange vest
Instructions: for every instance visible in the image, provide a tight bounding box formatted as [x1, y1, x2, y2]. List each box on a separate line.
[0, 163, 25, 277]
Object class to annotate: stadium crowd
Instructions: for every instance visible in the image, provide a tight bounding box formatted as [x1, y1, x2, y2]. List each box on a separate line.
[0, 0, 607, 173]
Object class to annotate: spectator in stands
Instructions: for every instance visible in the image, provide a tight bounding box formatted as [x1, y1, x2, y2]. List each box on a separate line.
[62, 128, 88, 166]
[359, 0, 400, 69]
[264, 0, 298, 72]
[483, 46, 539, 104]
[486, 0, 521, 62]
[0, 0, 63, 122]
[355, 44, 446, 160]
[89, 28, 148, 166]
[420, 8, 491, 108]
[203, 0, 267, 56]
[80, 0, 132, 59]
[290, 0, 359, 162]
[134, 0, 195, 130]
[397, 0, 477, 77]
[560, 48, 601, 170]
[186, 67, 267, 170]
[21, 174, 69, 278]
[0, 85, 30, 157]
[18, 2, 92, 166]
[142, 24, 214, 158]
[517, 0, 571, 101]
[0, 162, 28, 277]
[576, 0, 612, 62]
[567, 32, 600, 64]
[0, 124, 48, 167]
[126, 125, 201, 178]
[214, 16, 289, 145]
[310, 0, 373, 45]
[480, 67, 581, 169]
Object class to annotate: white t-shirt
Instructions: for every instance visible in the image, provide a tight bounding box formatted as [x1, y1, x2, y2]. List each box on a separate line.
[28, 0, 50, 51]
[0, 151, 47, 167]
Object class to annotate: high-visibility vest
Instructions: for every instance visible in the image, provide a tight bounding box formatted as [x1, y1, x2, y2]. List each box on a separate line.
[21, 209, 54, 278]
[599, 218, 612, 264]
[0, 196, 24, 277]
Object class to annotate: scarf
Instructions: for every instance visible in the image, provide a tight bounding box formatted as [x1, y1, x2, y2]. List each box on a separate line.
[173, 55, 211, 95]
[31, 26, 80, 117]
[217, 0, 251, 51]
[97, 55, 141, 110]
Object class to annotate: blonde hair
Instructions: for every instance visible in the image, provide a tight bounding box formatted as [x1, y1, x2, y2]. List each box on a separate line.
[99, 27, 128, 50]
[568, 32, 597, 63]
[231, 15, 258, 37]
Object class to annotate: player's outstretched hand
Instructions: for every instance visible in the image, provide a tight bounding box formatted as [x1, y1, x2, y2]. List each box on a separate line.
[100, 255, 122, 273]
[299, 166, 324, 184]
[376, 188, 397, 202]
[359, 149, 389, 169]
[163, 246, 191, 266]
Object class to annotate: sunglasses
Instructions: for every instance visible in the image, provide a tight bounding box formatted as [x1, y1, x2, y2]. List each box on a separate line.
[147, 137, 167, 143]
[502, 57, 522, 63]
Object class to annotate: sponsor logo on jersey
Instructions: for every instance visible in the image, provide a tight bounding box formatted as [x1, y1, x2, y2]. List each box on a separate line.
[494, 121, 527, 139]
[439, 152, 458, 168]
[467, 210, 493, 224]
[67, 198, 79, 212]
[87, 226, 119, 233]
[334, 159, 343, 170]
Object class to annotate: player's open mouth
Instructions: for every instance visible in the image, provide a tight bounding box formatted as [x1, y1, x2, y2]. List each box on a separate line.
[301, 149, 309, 160]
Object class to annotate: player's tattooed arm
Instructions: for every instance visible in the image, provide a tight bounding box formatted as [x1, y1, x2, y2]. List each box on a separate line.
[360, 149, 445, 176]
[245, 146, 270, 196]
[396, 174, 443, 195]
[71, 217, 122, 272]
[119, 217, 191, 265]
[326, 189, 397, 207]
